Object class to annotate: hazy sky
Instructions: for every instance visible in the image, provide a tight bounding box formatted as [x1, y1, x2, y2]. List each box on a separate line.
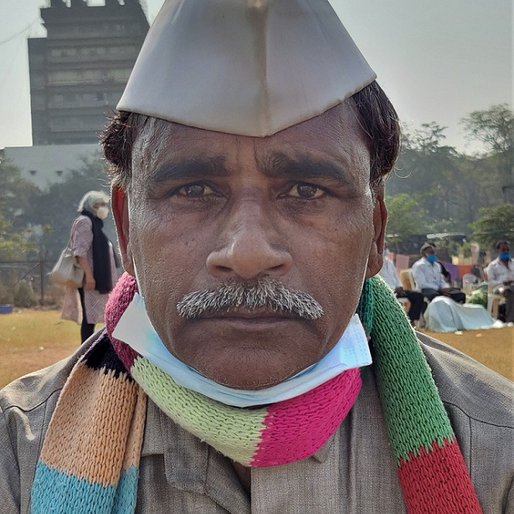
[0, 0, 511, 153]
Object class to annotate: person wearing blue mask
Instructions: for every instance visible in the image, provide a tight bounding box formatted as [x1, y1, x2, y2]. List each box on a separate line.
[485, 240, 514, 322]
[412, 243, 466, 304]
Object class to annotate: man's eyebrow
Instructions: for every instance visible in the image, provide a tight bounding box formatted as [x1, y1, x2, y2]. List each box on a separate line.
[260, 152, 351, 185]
[149, 156, 228, 184]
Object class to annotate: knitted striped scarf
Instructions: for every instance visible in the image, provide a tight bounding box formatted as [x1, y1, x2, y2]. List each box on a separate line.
[31, 274, 482, 513]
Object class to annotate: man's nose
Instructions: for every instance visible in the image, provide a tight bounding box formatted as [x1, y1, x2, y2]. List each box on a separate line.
[206, 202, 293, 281]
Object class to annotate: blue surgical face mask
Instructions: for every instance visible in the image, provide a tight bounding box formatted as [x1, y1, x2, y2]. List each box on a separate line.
[112, 292, 372, 408]
[427, 254, 438, 264]
[499, 252, 511, 262]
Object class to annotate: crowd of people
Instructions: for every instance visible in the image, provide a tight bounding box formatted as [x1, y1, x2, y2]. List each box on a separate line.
[379, 240, 514, 329]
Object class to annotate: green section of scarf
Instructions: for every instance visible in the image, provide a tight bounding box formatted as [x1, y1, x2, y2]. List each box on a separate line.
[358, 278, 454, 461]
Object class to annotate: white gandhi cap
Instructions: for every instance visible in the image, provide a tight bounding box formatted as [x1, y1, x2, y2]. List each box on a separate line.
[117, 0, 376, 137]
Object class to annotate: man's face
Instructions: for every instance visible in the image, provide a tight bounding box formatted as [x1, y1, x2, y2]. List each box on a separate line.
[113, 102, 386, 389]
[498, 243, 510, 255]
[423, 246, 436, 258]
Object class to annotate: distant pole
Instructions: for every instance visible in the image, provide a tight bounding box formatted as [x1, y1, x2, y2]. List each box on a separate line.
[39, 254, 45, 305]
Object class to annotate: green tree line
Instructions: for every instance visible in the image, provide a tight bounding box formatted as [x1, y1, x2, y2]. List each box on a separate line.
[386, 103, 513, 250]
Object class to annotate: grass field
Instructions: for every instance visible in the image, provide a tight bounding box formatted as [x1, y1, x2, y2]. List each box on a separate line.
[0, 309, 81, 387]
[0, 309, 512, 388]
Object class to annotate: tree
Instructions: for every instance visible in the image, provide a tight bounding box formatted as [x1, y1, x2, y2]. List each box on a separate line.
[0, 216, 34, 261]
[385, 193, 428, 242]
[0, 158, 38, 260]
[462, 104, 514, 157]
[461, 104, 514, 201]
[470, 204, 514, 250]
[387, 123, 462, 230]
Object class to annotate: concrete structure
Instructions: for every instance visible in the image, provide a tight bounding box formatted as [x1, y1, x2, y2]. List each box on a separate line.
[28, 0, 149, 145]
[2, 144, 100, 189]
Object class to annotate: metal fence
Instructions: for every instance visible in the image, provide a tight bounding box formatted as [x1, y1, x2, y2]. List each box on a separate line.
[0, 258, 51, 305]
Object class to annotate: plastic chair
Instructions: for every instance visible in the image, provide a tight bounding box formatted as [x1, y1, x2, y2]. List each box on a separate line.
[399, 269, 416, 291]
[462, 273, 478, 295]
[487, 287, 504, 319]
[483, 270, 505, 319]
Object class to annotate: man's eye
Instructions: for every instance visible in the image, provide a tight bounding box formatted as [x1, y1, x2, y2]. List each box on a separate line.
[287, 183, 325, 199]
[177, 183, 215, 197]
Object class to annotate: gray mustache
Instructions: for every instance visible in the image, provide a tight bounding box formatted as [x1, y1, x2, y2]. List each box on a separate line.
[176, 278, 324, 320]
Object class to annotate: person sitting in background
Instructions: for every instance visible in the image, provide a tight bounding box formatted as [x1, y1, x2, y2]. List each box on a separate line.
[485, 240, 514, 322]
[412, 243, 465, 304]
[379, 248, 425, 325]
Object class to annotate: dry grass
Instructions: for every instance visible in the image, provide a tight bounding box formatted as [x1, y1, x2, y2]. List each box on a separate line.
[0, 309, 512, 388]
[0, 309, 80, 388]
[420, 326, 514, 381]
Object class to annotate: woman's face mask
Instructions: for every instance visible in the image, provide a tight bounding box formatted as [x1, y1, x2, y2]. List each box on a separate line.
[96, 205, 109, 220]
[427, 254, 438, 264]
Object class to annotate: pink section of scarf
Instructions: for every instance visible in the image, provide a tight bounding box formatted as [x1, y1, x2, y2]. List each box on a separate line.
[105, 273, 140, 369]
[253, 368, 361, 466]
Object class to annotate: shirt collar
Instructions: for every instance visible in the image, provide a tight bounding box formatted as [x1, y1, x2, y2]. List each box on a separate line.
[141, 398, 335, 513]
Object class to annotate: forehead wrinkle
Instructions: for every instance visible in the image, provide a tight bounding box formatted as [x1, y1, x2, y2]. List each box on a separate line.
[132, 118, 176, 184]
[133, 119, 227, 188]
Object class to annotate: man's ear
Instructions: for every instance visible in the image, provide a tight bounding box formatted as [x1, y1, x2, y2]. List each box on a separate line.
[112, 186, 135, 276]
[365, 186, 387, 279]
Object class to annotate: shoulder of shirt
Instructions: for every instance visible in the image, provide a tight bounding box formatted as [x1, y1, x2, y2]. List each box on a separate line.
[71, 215, 92, 234]
[0, 334, 98, 413]
[417, 331, 514, 428]
[74, 215, 92, 226]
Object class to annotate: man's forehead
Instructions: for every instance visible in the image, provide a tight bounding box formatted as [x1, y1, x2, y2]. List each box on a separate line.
[133, 101, 368, 170]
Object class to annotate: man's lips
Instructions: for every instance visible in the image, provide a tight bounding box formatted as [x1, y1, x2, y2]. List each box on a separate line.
[195, 308, 299, 323]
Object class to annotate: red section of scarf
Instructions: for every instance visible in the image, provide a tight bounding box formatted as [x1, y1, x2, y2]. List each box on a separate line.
[398, 440, 482, 513]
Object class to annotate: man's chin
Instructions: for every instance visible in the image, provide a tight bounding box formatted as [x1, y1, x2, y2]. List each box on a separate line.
[179, 345, 315, 391]
[166, 317, 324, 390]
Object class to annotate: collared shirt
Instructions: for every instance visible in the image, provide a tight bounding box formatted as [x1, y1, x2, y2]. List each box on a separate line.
[411, 257, 449, 291]
[1, 333, 513, 513]
[486, 257, 514, 289]
[378, 258, 401, 290]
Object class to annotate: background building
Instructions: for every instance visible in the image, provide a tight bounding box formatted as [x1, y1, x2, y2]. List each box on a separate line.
[28, 0, 149, 146]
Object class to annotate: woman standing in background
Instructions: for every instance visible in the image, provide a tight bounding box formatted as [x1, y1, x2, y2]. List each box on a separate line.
[62, 191, 119, 342]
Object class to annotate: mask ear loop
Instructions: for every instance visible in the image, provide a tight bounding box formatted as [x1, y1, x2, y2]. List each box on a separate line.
[356, 278, 373, 339]
[133, 262, 144, 300]
[127, 195, 144, 299]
